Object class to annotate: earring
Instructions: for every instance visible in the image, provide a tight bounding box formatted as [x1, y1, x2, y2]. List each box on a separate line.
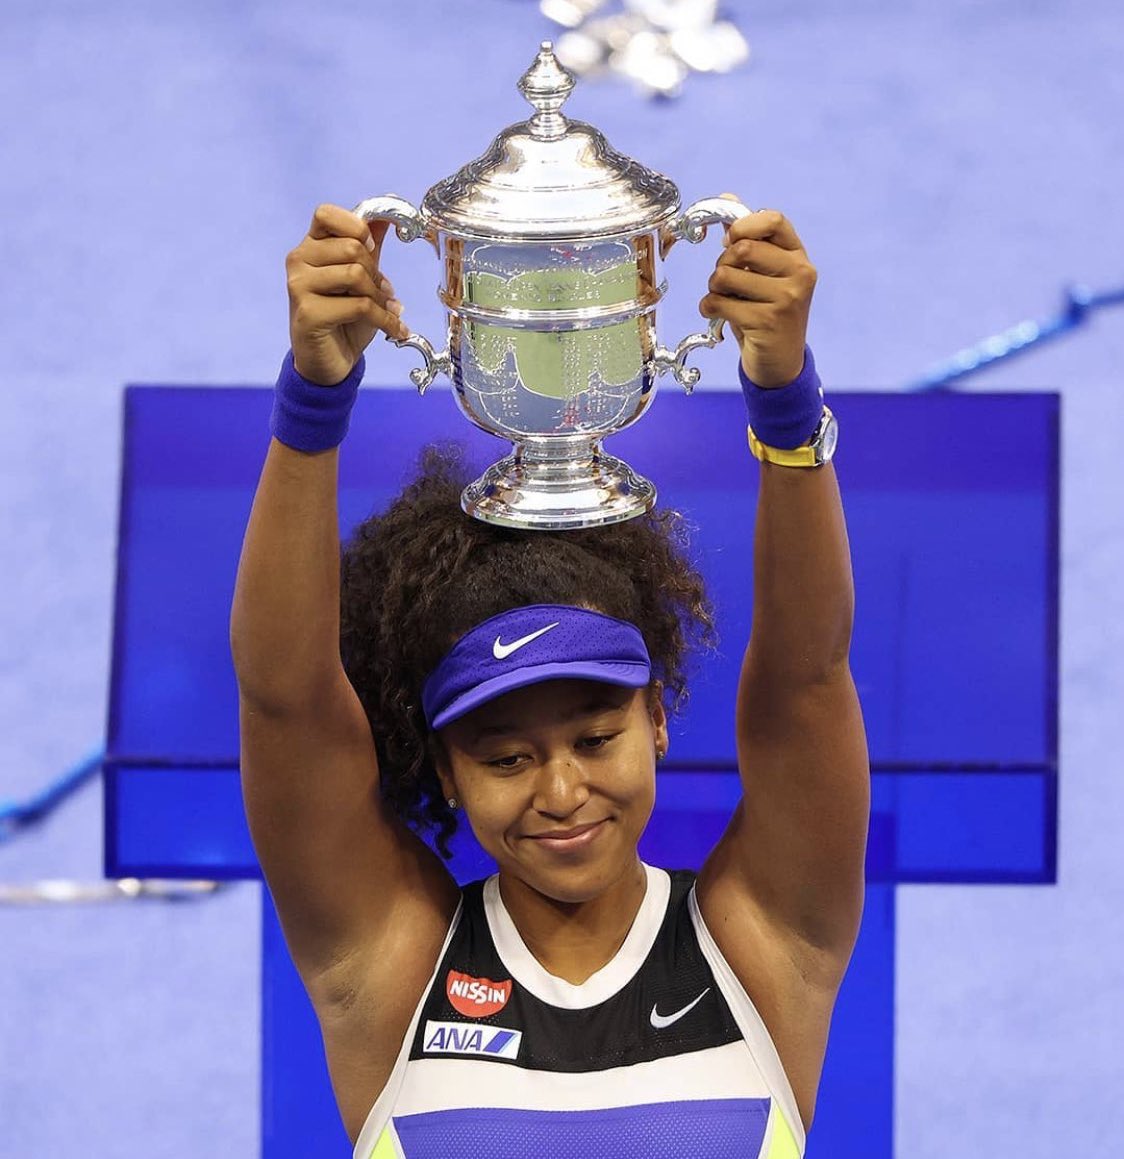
[656, 748, 666, 761]
[447, 797, 458, 809]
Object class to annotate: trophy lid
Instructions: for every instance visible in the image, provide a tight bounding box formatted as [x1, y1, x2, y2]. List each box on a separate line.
[421, 42, 680, 241]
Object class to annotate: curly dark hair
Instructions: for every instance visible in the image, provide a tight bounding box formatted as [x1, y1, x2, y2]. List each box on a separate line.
[339, 444, 715, 857]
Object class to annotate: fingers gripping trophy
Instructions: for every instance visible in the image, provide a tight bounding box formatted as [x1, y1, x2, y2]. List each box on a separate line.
[252, 43, 854, 1159]
[277, 42, 835, 528]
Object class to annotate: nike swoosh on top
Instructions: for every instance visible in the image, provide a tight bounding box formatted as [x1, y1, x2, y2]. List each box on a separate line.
[492, 622, 560, 661]
[649, 987, 711, 1030]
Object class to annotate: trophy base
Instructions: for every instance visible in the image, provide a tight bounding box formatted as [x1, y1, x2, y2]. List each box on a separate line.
[461, 444, 656, 531]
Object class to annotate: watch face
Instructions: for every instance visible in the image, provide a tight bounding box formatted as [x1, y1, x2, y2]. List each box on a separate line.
[818, 412, 839, 463]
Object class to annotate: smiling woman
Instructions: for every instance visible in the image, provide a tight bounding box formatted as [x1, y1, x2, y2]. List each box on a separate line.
[230, 203, 869, 1159]
[440, 675, 660, 930]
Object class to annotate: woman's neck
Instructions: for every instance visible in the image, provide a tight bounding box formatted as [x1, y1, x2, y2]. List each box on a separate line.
[497, 859, 649, 985]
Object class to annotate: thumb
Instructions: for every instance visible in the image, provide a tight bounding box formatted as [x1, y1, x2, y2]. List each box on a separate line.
[719, 191, 740, 246]
[364, 218, 392, 263]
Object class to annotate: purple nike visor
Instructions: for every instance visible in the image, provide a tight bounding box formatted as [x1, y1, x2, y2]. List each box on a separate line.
[421, 604, 653, 731]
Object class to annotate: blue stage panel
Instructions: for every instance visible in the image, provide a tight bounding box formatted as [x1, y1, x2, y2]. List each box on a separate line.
[809, 883, 895, 1158]
[883, 768, 1056, 884]
[610, 398, 1058, 769]
[641, 769, 1055, 884]
[107, 383, 1058, 1159]
[108, 767, 1054, 886]
[108, 385, 1058, 780]
[105, 763, 255, 879]
[262, 888, 352, 1158]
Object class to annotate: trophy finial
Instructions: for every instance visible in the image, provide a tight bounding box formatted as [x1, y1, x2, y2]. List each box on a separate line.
[518, 42, 575, 139]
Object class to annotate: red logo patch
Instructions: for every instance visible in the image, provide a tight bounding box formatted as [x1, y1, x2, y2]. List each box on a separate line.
[445, 970, 513, 1018]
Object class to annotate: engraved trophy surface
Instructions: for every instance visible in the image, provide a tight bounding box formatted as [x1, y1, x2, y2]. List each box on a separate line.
[354, 42, 750, 530]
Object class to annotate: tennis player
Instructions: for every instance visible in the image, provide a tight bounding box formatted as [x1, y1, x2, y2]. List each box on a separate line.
[231, 202, 869, 1158]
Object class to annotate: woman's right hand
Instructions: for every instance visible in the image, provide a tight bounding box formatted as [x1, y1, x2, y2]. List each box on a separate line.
[286, 203, 409, 386]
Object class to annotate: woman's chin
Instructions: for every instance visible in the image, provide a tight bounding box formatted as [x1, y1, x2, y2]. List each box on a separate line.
[501, 836, 643, 906]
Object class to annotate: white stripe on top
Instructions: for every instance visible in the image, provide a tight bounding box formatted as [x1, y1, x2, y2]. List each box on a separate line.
[688, 884, 807, 1154]
[482, 862, 670, 1009]
[391, 1039, 772, 1117]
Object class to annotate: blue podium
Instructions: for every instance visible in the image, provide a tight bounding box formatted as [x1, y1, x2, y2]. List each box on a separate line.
[106, 385, 1058, 1157]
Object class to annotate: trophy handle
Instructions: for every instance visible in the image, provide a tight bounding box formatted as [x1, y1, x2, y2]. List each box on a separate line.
[352, 195, 451, 395]
[653, 195, 753, 393]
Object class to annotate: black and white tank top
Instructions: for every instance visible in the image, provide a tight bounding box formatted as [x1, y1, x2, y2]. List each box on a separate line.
[353, 863, 805, 1159]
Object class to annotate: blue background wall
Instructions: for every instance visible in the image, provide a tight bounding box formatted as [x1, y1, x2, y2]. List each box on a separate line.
[1, 1, 1120, 1155]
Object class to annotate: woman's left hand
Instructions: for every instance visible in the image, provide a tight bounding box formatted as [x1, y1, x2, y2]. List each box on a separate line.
[699, 208, 817, 389]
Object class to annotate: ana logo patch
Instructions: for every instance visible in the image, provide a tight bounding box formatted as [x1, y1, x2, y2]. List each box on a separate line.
[423, 1020, 522, 1060]
[446, 970, 513, 1018]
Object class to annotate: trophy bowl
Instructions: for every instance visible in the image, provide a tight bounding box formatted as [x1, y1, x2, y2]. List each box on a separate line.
[355, 42, 750, 530]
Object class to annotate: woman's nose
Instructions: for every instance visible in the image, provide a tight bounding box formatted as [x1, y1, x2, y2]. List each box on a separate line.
[531, 753, 590, 817]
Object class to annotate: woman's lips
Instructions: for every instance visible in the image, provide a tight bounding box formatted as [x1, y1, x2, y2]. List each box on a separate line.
[526, 819, 607, 851]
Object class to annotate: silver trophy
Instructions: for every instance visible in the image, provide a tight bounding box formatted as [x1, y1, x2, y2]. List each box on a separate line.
[355, 42, 750, 530]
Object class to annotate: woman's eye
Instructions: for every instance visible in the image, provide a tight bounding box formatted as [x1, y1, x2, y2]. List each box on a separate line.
[579, 734, 618, 751]
[487, 754, 526, 769]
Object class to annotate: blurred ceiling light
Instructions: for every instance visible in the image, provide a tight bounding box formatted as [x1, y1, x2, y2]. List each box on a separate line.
[613, 28, 688, 97]
[541, 0, 608, 29]
[626, 0, 718, 32]
[541, 0, 749, 97]
[669, 21, 749, 73]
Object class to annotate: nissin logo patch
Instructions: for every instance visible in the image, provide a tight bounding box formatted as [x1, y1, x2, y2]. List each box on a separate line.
[423, 1021, 522, 1060]
[446, 970, 512, 1017]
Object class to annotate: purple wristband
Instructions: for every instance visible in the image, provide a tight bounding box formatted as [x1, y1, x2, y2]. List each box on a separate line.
[269, 350, 365, 453]
[738, 345, 825, 449]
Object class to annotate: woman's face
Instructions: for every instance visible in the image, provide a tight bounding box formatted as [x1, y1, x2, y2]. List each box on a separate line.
[437, 678, 668, 905]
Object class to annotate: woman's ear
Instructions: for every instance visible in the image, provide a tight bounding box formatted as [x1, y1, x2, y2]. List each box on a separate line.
[646, 682, 669, 760]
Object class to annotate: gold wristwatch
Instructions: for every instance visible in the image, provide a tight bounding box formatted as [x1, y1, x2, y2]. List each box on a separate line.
[747, 406, 838, 468]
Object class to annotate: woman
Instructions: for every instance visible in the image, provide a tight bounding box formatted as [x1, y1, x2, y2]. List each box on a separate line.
[231, 203, 869, 1158]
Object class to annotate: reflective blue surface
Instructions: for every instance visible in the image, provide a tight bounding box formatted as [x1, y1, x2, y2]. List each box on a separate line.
[107, 384, 1058, 883]
[107, 766, 1054, 886]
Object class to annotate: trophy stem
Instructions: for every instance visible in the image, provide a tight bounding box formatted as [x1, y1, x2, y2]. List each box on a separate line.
[461, 436, 656, 530]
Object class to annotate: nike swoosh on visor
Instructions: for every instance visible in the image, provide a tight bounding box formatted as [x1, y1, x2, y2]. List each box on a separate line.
[492, 622, 560, 660]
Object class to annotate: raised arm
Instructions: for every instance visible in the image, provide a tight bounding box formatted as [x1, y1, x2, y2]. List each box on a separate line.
[688, 210, 870, 1132]
[230, 206, 457, 1003]
[732, 454, 868, 956]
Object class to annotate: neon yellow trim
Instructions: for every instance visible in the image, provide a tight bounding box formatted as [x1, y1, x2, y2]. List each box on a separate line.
[764, 1106, 802, 1159]
[368, 1125, 400, 1159]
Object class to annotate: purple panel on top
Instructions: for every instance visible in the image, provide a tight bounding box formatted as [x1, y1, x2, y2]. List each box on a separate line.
[392, 1098, 771, 1158]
